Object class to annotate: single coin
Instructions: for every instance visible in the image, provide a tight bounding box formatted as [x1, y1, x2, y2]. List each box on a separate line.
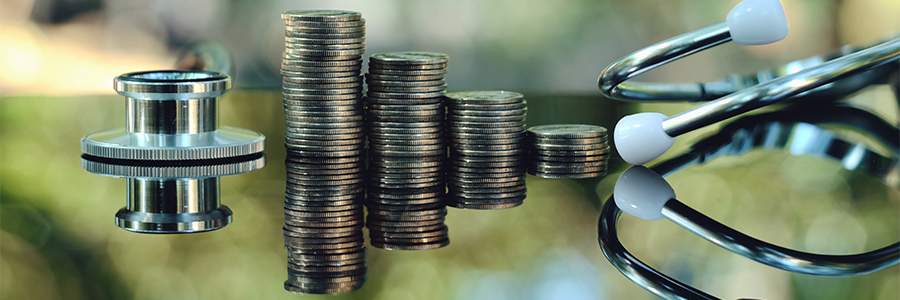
[282, 70, 360, 78]
[369, 52, 449, 65]
[452, 143, 523, 151]
[448, 114, 526, 123]
[281, 64, 362, 73]
[447, 101, 527, 111]
[532, 154, 609, 162]
[284, 47, 367, 57]
[282, 10, 362, 22]
[364, 96, 443, 105]
[367, 91, 445, 99]
[527, 171, 607, 179]
[282, 58, 363, 67]
[285, 31, 365, 39]
[530, 136, 608, 145]
[446, 201, 522, 210]
[448, 180, 525, 189]
[283, 75, 361, 84]
[530, 143, 607, 151]
[529, 160, 607, 169]
[526, 124, 607, 139]
[284, 25, 365, 34]
[283, 19, 366, 27]
[368, 68, 447, 76]
[366, 84, 447, 93]
[369, 239, 449, 250]
[368, 62, 447, 70]
[283, 81, 363, 90]
[367, 103, 442, 111]
[448, 125, 526, 134]
[365, 73, 445, 82]
[450, 107, 526, 117]
[366, 79, 446, 87]
[444, 90, 524, 104]
[531, 147, 611, 157]
[283, 87, 362, 95]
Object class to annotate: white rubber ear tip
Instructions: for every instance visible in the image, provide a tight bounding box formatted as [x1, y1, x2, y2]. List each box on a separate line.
[727, 0, 789, 45]
[613, 112, 675, 165]
[614, 166, 674, 220]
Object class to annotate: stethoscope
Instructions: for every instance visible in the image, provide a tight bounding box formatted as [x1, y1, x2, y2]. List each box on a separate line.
[599, 104, 900, 300]
[597, 0, 900, 166]
[596, 0, 900, 298]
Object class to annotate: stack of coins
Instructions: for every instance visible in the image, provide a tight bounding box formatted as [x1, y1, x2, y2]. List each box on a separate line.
[281, 10, 367, 294]
[445, 91, 528, 209]
[525, 124, 610, 178]
[364, 52, 451, 250]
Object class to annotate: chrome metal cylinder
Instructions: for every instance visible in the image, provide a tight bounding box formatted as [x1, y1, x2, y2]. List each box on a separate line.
[126, 97, 218, 134]
[117, 178, 231, 233]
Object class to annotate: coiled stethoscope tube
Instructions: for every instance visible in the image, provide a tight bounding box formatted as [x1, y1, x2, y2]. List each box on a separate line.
[598, 105, 900, 299]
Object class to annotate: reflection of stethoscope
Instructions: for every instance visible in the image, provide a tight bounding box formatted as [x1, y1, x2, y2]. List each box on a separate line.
[599, 105, 900, 300]
[597, 0, 900, 166]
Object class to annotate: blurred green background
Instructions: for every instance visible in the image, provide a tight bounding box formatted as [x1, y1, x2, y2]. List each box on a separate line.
[1, 0, 899, 299]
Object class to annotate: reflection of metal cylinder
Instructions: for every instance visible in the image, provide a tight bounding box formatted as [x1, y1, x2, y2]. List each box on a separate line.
[117, 178, 230, 233]
[81, 70, 265, 234]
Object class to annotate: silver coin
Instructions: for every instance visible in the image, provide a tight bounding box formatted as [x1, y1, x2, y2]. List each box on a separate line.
[282, 64, 362, 73]
[450, 132, 526, 140]
[367, 115, 443, 122]
[447, 101, 527, 111]
[448, 137, 524, 145]
[368, 131, 443, 140]
[451, 159, 523, 168]
[284, 75, 361, 84]
[530, 143, 608, 151]
[448, 114, 525, 122]
[528, 160, 607, 169]
[366, 84, 448, 93]
[282, 10, 362, 22]
[283, 97, 361, 105]
[450, 107, 526, 117]
[444, 91, 523, 104]
[365, 79, 445, 87]
[368, 160, 444, 169]
[526, 124, 607, 139]
[284, 47, 367, 57]
[366, 120, 443, 128]
[530, 136, 608, 145]
[286, 155, 362, 164]
[285, 25, 365, 34]
[368, 68, 447, 76]
[367, 103, 442, 111]
[283, 19, 366, 27]
[282, 58, 363, 67]
[286, 126, 364, 134]
[367, 91, 445, 99]
[283, 81, 363, 90]
[527, 171, 606, 179]
[451, 165, 525, 174]
[451, 143, 523, 151]
[532, 154, 609, 162]
[531, 146, 611, 157]
[368, 62, 447, 70]
[365, 73, 445, 81]
[364, 96, 443, 105]
[283, 87, 362, 95]
[284, 132, 365, 141]
[448, 175, 525, 184]
[366, 108, 443, 116]
[369, 52, 449, 65]
[283, 104, 362, 112]
[284, 109, 362, 117]
[285, 31, 365, 39]
[285, 41, 365, 50]
[448, 179, 525, 189]
[445, 201, 522, 210]
[282, 70, 360, 78]
[448, 125, 525, 134]
[285, 143, 365, 152]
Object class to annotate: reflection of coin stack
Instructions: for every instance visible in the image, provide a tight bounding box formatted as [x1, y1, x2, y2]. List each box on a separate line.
[281, 10, 367, 294]
[445, 91, 528, 209]
[526, 124, 610, 178]
[364, 52, 451, 250]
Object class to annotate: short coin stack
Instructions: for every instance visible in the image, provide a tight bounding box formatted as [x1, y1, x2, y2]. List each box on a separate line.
[525, 124, 610, 179]
[364, 52, 451, 250]
[445, 91, 528, 209]
[281, 10, 367, 294]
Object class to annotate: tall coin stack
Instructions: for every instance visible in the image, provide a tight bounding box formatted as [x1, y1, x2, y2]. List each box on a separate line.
[525, 124, 610, 179]
[445, 91, 528, 209]
[281, 10, 367, 294]
[364, 52, 451, 250]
